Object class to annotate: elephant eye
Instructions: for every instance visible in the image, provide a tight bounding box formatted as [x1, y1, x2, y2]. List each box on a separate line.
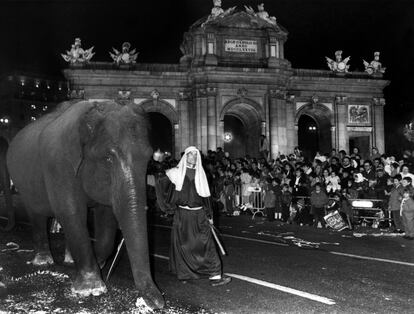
[104, 154, 113, 164]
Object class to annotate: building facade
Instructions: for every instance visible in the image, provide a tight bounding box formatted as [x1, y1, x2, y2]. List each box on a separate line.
[0, 71, 69, 141]
[63, 6, 389, 160]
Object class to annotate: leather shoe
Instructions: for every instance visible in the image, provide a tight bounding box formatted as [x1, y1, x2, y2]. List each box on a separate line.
[210, 276, 231, 287]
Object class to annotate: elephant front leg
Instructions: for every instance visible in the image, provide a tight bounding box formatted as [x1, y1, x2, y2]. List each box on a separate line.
[58, 207, 107, 297]
[92, 205, 118, 269]
[30, 214, 54, 266]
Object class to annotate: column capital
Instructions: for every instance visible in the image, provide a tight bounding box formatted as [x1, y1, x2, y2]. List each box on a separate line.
[178, 89, 192, 100]
[207, 86, 217, 96]
[335, 95, 347, 104]
[373, 97, 386, 106]
[196, 87, 207, 97]
[69, 88, 85, 99]
[117, 89, 131, 100]
[269, 89, 286, 100]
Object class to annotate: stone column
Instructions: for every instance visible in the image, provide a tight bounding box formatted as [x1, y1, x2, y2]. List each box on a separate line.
[335, 96, 348, 152]
[269, 90, 286, 158]
[178, 90, 191, 154]
[195, 87, 208, 153]
[217, 120, 224, 149]
[373, 97, 386, 153]
[207, 87, 217, 151]
[286, 95, 296, 154]
[277, 94, 287, 154]
[195, 87, 208, 150]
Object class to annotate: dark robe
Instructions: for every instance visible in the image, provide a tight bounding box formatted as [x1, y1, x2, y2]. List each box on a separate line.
[167, 167, 222, 280]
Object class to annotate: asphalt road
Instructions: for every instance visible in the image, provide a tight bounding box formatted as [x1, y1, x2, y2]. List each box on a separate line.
[1, 213, 414, 313]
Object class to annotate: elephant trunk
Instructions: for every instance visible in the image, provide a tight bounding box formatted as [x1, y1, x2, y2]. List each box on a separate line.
[111, 154, 164, 310]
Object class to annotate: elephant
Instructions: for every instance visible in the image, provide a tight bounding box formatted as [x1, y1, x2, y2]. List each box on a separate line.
[6, 100, 164, 309]
[0, 136, 14, 231]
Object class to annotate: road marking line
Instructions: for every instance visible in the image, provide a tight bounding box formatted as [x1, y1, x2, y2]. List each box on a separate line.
[151, 224, 288, 247]
[225, 273, 336, 305]
[151, 253, 335, 305]
[329, 251, 414, 267]
[151, 224, 414, 267]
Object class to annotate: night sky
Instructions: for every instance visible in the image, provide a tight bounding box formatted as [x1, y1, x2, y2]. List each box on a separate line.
[1, 0, 414, 151]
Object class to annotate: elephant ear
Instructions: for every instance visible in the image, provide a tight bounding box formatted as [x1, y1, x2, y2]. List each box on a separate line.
[56, 101, 106, 176]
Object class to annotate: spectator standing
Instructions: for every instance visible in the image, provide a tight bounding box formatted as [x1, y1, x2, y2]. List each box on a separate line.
[280, 184, 292, 222]
[388, 174, 404, 233]
[310, 183, 329, 228]
[400, 189, 414, 240]
[264, 181, 277, 222]
[240, 168, 252, 205]
[400, 165, 414, 187]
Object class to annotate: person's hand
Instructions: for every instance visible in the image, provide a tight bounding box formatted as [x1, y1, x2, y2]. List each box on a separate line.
[208, 218, 214, 225]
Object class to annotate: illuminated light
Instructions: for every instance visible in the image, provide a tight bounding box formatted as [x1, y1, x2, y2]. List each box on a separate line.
[31, 105, 36, 110]
[223, 132, 233, 143]
[31, 116, 36, 121]
[351, 200, 373, 208]
[47, 85, 51, 89]
[35, 81, 40, 88]
[43, 105, 48, 111]
[4, 119, 8, 124]
[58, 87, 62, 91]
[21, 80, 25, 86]
[0, 119, 3, 123]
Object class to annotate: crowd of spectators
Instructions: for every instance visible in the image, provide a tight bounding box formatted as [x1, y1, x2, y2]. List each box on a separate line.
[148, 146, 414, 239]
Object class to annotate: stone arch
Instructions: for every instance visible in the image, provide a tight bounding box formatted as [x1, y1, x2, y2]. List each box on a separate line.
[295, 103, 333, 156]
[220, 97, 264, 158]
[139, 99, 178, 156]
[139, 99, 179, 125]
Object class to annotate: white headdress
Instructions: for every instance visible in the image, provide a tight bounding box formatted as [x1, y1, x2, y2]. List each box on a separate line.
[166, 146, 211, 197]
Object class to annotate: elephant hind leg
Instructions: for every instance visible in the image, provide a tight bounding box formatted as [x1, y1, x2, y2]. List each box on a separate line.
[92, 206, 118, 269]
[30, 214, 54, 266]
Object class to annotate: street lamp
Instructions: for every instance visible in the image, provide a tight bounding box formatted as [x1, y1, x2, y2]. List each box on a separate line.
[223, 132, 233, 143]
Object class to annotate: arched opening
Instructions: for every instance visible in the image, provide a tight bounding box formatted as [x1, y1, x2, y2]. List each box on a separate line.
[221, 99, 262, 159]
[223, 115, 246, 158]
[298, 115, 319, 160]
[296, 104, 332, 160]
[147, 112, 173, 155]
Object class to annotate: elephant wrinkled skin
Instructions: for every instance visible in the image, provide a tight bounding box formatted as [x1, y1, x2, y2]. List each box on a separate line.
[6, 100, 164, 309]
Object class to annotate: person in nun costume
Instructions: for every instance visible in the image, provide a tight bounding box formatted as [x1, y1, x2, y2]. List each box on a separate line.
[157, 146, 231, 286]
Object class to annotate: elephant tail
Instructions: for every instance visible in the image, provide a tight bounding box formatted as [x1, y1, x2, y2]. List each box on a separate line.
[0, 137, 15, 231]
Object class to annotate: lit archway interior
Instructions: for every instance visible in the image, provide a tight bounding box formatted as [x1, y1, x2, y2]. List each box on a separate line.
[297, 110, 332, 160]
[222, 102, 261, 158]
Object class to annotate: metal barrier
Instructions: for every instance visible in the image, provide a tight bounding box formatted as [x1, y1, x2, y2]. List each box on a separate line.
[349, 199, 390, 226]
[246, 187, 265, 219]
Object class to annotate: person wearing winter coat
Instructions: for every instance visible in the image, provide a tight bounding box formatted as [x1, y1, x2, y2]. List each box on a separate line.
[310, 183, 329, 228]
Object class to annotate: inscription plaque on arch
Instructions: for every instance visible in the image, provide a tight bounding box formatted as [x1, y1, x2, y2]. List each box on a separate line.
[224, 39, 257, 53]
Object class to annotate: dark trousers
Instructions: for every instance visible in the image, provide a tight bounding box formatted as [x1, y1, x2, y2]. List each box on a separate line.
[281, 204, 290, 222]
[391, 211, 404, 231]
[312, 207, 326, 228]
[266, 207, 275, 221]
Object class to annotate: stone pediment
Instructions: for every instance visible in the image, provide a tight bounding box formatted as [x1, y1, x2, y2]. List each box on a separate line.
[191, 10, 287, 35]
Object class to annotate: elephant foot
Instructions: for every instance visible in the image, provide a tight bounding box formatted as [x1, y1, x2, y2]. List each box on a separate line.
[138, 283, 165, 310]
[71, 271, 107, 297]
[63, 248, 74, 265]
[32, 252, 54, 266]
